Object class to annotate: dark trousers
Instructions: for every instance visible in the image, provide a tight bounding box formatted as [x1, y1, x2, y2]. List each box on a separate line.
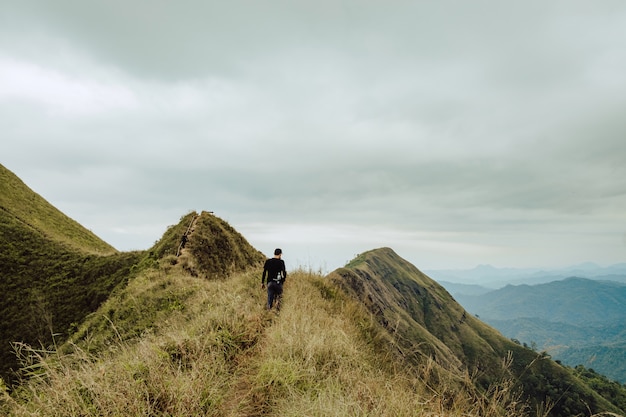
[267, 281, 283, 310]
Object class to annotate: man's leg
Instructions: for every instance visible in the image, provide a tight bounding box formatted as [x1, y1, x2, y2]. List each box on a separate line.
[274, 284, 283, 311]
[267, 283, 275, 310]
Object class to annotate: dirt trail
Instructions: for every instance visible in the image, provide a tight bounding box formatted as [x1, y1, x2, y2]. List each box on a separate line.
[221, 310, 279, 417]
[176, 212, 200, 257]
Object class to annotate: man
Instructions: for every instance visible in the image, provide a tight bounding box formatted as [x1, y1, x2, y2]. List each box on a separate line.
[261, 248, 286, 310]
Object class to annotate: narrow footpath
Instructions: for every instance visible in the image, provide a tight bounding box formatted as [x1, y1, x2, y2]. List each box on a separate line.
[176, 212, 200, 257]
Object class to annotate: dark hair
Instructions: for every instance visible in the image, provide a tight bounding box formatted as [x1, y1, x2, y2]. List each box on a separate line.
[274, 248, 282, 256]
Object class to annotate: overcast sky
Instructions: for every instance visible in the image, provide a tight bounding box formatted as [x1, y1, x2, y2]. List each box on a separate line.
[2, 1, 625, 272]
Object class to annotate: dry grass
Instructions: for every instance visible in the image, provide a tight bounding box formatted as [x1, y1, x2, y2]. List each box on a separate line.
[2, 266, 539, 417]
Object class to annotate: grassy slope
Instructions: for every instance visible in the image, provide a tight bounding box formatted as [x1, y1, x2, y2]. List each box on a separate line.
[65, 210, 266, 355]
[2, 247, 622, 416]
[0, 164, 115, 255]
[1, 163, 624, 416]
[2, 264, 538, 417]
[0, 164, 143, 384]
[330, 247, 625, 417]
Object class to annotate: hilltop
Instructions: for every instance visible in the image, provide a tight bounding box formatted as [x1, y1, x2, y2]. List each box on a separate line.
[1, 164, 626, 416]
[0, 162, 264, 386]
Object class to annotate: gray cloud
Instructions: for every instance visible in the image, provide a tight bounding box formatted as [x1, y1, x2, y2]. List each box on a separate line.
[2, 1, 625, 271]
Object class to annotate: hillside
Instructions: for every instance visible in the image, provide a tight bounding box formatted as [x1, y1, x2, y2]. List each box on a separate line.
[330, 248, 625, 417]
[63, 210, 266, 354]
[0, 164, 116, 255]
[3, 242, 625, 416]
[456, 278, 626, 326]
[3, 266, 502, 416]
[2, 165, 625, 415]
[454, 278, 626, 382]
[0, 164, 147, 385]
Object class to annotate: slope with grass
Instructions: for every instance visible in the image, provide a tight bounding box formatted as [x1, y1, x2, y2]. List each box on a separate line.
[0, 164, 147, 384]
[64, 210, 266, 355]
[2, 164, 625, 415]
[3, 241, 625, 416]
[456, 278, 626, 383]
[1, 260, 536, 416]
[330, 248, 625, 417]
[0, 162, 267, 387]
[0, 164, 116, 255]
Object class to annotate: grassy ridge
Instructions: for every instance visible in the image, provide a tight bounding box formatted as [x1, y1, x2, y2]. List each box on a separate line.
[1, 264, 532, 416]
[332, 248, 625, 417]
[3, 247, 625, 416]
[0, 207, 142, 384]
[0, 165, 262, 388]
[2, 163, 625, 416]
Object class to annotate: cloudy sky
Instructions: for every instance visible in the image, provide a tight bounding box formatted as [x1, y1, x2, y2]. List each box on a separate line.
[2, 1, 625, 272]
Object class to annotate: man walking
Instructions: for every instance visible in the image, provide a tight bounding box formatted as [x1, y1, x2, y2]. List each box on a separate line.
[261, 248, 286, 310]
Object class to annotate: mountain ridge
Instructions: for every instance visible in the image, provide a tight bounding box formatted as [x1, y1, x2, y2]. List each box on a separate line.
[456, 277, 626, 326]
[2, 164, 626, 416]
[331, 248, 624, 416]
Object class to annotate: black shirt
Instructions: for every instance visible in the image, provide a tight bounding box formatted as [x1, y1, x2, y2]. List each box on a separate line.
[262, 258, 286, 285]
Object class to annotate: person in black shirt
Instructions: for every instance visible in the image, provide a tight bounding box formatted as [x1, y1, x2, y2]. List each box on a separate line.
[261, 248, 286, 310]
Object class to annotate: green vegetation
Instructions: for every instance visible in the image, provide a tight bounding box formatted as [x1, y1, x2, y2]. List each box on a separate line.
[558, 344, 626, 384]
[2, 164, 625, 416]
[573, 365, 626, 412]
[183, 212, 265, 278]
[0, 165, 115, 255]
[0, 165, 144, 385]
[2, 264, 536, 417]
[457, 278, 626, 383]
[332, 248, 625, 417]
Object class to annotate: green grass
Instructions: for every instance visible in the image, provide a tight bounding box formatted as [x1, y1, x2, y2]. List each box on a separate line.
[0, 164, 116, 255]
[0, 216, 142, 384]
[0, 164, 263, 388]
[1, 263, 538, 417]
[2, 164, 625, 416]
[4, 255, 626, 416]
[0, 165, 145, 384]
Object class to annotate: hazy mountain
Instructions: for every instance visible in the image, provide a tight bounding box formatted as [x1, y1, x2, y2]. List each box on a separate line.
[453, 278, 626, 383]
[455, 277, 626, 326]
[428, 263, 626, 288]
[439, 280, 492, 296]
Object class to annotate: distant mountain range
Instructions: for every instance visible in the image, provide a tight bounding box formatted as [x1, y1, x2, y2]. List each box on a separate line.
[427, 263, 626, 288]
[441, 277, 626, 383]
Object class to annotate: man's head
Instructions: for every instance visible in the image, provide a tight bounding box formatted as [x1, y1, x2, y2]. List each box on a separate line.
[274, 248, 282, 257]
